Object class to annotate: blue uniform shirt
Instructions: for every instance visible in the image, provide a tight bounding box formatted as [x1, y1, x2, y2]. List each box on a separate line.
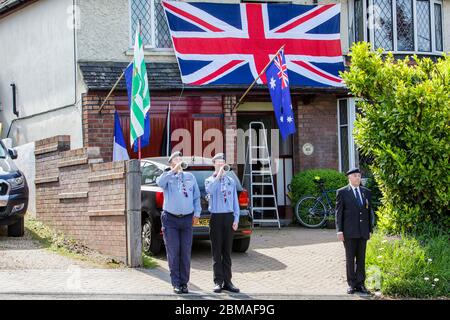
[156, 170, 201, 217]
[205, 174, 240, 224]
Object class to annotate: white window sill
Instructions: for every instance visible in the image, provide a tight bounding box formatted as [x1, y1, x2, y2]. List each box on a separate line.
[124, 48, 175, 57]
[345, 48, 445, 57]
[380, 51, 445, 56]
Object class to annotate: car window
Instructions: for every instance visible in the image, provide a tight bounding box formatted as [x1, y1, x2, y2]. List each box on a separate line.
[141, 163, 163, 185]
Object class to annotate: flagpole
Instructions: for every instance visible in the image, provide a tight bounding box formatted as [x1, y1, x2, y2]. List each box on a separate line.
[98, 62, 133, 114]
[166, 102, 171, 156]
[232, 44, 285, 112]
[138, 137, 141, 160]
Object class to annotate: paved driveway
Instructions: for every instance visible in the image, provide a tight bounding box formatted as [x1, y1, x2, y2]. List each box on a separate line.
[0, 226, 368, 299]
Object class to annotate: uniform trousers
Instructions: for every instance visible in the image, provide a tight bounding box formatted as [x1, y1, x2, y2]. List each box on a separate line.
[209, 212, 234, 285]
[161, 211, 193, 287]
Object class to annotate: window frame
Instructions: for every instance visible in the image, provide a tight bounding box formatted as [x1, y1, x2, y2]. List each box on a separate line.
[129, 0, 174, 50]
[337, 98, 358, 173]
[433, 2, 443, 52]
[349, 0, 444, 54]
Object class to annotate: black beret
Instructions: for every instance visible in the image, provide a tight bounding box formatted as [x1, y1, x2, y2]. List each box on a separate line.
[346, 167, 361, 176]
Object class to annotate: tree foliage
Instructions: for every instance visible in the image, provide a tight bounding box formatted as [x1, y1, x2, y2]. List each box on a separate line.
[341, 42, 450, 235]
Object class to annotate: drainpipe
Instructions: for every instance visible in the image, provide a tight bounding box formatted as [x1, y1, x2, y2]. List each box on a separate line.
[10, 83, 18, 117]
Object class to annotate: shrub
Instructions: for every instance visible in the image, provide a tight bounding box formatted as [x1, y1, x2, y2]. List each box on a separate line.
[341, 43, 450, 234]
[362, 170, 382, 212]
[366, 230, 449, 298]
[290, 169, 347, 207]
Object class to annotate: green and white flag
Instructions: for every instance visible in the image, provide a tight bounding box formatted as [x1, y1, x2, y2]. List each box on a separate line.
[130, 22, 151, 148]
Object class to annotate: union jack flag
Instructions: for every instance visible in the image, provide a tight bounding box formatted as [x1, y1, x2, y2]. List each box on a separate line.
[162, 1, 345, 87]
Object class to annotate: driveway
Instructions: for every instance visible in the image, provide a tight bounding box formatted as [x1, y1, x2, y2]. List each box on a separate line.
[0, 226, 368, 300]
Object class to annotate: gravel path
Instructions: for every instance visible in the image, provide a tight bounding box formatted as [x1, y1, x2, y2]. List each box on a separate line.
[0, 226, 93, 270]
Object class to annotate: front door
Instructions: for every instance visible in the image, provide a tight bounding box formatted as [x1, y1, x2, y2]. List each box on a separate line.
[237, 112, 294, 220]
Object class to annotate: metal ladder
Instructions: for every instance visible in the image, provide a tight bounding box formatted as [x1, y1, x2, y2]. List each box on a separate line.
[242, 122, 281, 228]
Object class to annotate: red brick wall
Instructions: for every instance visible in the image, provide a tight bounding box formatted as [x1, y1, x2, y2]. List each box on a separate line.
[295, 94, 339, 171]
[223, 95, 238, 170]
[82, 93, 115, 163]
[35, 135, 128, 262]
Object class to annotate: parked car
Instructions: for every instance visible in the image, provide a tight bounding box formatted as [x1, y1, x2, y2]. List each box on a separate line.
[140, 156, 252, 255]
[0, 141, 29, 237]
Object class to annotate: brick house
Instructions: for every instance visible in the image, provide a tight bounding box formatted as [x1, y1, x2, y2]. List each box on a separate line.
[0, 0, 448, 223]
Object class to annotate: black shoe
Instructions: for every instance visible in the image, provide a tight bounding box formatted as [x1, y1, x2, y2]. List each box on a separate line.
[173, 286, 182, 294]
[213, 283, 223, 293]
[223, 282, 240, 293]
[356, 285, 369, 294]
[347, 287, 355, 294]
[181, 284, 189, 294]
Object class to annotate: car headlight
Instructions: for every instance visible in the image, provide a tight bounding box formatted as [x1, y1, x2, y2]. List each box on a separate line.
[8, 176, 24, 189]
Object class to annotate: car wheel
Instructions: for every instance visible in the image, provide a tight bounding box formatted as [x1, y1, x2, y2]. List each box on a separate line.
[232, 237, 250, 253]
[142, 216, 161, 255]
[8, 217, 24, 237]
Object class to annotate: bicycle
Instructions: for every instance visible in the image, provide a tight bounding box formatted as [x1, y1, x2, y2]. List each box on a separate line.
[288, 178, 337, 228]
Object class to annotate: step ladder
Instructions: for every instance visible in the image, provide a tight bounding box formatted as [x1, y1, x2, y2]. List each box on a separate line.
[242, 122, 281, 228]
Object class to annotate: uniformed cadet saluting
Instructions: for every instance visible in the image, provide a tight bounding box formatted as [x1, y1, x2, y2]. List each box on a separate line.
[156, 151, 201, 294]
[335, 168, 374, 295]
[205, 153, 240, 293]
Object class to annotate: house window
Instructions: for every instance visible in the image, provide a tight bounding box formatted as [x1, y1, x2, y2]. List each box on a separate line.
[130, 0, 173, 49]
[417, 0, 431, 51]
[351, 0, 444, 53]
[374, 0, 394, 51]
[396, 0, 415, 51]
[337, 98, 358, 173]
[354, 0, 365, 43]
[434, 3, 443, 51]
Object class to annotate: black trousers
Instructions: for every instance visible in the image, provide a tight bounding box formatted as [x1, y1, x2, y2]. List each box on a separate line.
[209, 213, 234, 285]
[343, 238, 367, 288]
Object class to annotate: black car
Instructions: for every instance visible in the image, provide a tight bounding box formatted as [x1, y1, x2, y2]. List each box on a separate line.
[0, 141, 29, 237]
[140, 156, 252, 255]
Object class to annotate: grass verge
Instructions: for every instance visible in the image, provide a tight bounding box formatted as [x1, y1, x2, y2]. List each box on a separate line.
[366, 230, 449, 298]
[26, 217, 157, 269]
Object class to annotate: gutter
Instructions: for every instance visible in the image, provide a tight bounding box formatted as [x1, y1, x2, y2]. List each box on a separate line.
[0, 0, 37, 18]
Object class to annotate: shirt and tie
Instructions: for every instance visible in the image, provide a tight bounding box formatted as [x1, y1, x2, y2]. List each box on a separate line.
[353, 186, 364, 207]
[205, 174, 240, 225]
[156, 170, 201, 217]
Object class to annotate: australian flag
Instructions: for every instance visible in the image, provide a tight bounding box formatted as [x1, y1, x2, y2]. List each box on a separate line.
[265, 49, 296, 140]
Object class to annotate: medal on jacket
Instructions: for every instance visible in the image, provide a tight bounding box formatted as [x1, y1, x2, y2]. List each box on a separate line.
[177, 173, 188, 198]
[220, 177, 227, 203]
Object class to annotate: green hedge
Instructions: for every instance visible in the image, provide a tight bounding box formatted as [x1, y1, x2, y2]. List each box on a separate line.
[290, 169, 347, 207]
[366, 230, 449, 298]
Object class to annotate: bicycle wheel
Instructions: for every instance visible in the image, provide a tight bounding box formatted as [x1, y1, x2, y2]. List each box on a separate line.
[295, 196, 327, 228]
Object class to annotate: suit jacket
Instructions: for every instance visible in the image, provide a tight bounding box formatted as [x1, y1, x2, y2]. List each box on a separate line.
[335, 185, 374, 239]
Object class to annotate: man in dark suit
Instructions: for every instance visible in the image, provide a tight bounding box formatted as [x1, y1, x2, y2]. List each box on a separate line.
[336, 168, 374, 294]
